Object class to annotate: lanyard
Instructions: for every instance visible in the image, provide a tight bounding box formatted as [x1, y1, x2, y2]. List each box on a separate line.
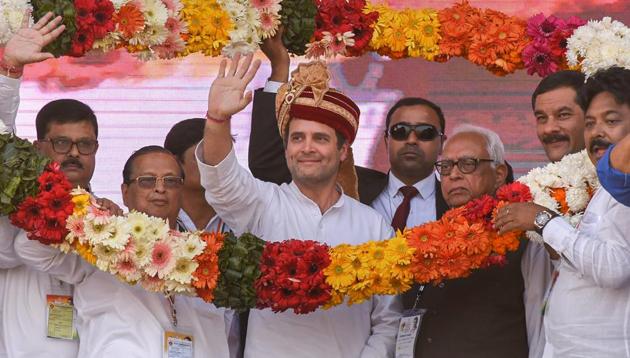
[167, 295, 178, 328]
[411, 285, 425, 310]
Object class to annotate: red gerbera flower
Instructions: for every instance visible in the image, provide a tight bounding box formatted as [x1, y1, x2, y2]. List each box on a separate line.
[496, 182, 532, 203]
[70, 31, 96, 57]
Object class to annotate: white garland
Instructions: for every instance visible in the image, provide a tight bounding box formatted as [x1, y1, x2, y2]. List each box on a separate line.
[566, 17, 630, 78]
[218, 0, 261, 56]
[518, 150, 599, 243]
[0, 0, 33, 45]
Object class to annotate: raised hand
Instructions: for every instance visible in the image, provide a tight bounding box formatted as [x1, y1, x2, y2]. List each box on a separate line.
[206, 53, 261, 121]
[261, 26, 289, 82]
[2, 11, 65, 69]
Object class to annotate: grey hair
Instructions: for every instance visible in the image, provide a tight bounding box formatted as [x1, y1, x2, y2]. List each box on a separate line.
[445, 124, 505, 166]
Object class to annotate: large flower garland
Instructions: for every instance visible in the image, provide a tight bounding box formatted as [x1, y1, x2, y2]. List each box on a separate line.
[2, 130, 535, 314]
[1, 0, 627, 77]
[518, 150, 599, 243]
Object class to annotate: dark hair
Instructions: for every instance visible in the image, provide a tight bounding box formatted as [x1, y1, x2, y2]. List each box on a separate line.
[164, 118, 205, 161]
[385, 97, 446, 133]
[122, 145, 185, 184]
[35, 99, 98, 140]
[581, 66, 630, 112]
[531, 70, 585, 110]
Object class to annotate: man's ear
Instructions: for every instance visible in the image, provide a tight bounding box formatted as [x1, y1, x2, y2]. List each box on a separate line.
[121, 183, 130, 207]
[494, 162, 508, 189]
[339, 142, 350, 162]
[439, 134, 447, 155]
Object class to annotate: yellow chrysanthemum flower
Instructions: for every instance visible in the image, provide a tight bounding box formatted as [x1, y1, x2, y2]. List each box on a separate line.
[365, 241, 390, 271]
[71, 193, 91, 217]
[324, 255, 356, 290]
[385, 233, 415, 265]
[74, 241, 97, 265]
[180, 0, 232, 56]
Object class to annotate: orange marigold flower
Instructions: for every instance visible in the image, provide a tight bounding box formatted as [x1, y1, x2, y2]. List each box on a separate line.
[114, 3, 145, 39]
[192, 259, 219, 290]
[468, 37, 498, 66]
[550, 188, 570, 214]
[196, 287, 215, 302]
[439, 38, 465, 57]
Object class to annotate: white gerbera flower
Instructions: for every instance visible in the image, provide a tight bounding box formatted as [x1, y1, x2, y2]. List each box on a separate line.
[167, 257, 198, 284]
[144, 0, 169, 27]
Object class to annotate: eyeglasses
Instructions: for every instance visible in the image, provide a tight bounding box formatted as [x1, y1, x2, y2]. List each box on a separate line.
[434, 157, 495, 176]
[128, 175, 184, 189]
[41, 137, 99, 155]
[386, 123, 443, 141]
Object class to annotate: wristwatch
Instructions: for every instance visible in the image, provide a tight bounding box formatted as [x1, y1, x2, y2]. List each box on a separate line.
[533, 210, 558, 235]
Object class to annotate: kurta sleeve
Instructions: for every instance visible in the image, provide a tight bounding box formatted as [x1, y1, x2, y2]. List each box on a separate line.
[520, 241, 552, 358]
[13, 230, 95, 284]
[196, 144, 276, 236]
[0, 216, 21, 269]
[0, 75, 20, 133]
[542, 193, 630, 289]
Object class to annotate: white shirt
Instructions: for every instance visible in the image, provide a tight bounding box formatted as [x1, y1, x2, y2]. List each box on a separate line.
[371, 171, 437, 228]
[176, 209, 241, 358]
[542, 187, 630, 357]
[177, 209, 228, 233]
[196, 145, 402, 358]
[14, 230, 233, 358]
[0, 76, 79, 358]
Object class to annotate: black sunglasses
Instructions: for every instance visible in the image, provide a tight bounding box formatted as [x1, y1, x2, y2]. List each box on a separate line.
[386, 123, 443, 141]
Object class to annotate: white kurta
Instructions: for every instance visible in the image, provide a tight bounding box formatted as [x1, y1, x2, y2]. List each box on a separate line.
[14, 230, 233, 358]
[1, 75, 79, 358]
[196, 144, 402, 358]
[542, 187, 630, 357]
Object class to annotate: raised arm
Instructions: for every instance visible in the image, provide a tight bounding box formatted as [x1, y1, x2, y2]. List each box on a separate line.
[248, 28, 292, 184]
[202, 53, 260, 165]
[0, 11, 65, 132]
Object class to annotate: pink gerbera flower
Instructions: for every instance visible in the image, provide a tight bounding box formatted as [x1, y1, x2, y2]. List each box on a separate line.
[527, 13, 565, 39]
[251, 0, 276, 9]
[522, 41, 559, 77]
[66, 216, 85, 239]
[147, 240, 176, 278]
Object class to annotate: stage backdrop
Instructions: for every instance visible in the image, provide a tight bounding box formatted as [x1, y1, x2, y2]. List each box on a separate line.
[11, 0, 629, 205]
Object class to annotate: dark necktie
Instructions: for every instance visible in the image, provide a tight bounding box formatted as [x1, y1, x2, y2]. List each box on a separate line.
[391, 186, 419, 232]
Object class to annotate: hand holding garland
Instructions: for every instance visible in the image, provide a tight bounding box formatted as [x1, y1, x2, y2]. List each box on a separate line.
[1, 11, 65, 78]
[260, 26, 289, 83]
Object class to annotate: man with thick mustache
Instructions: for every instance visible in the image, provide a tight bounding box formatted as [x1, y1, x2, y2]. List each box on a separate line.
[408, 124, 549, 358]
[496, 67, 630, 357]
[532, 71, 586, 162]
[0, 13, 89, 357]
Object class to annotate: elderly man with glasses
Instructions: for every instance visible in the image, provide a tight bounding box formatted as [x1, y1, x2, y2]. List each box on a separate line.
[405, 124, 550, 358]
[15, 146, 235, 357]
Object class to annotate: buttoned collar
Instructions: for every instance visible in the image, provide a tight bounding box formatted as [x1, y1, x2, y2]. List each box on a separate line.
[386, 171, 436, 200]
